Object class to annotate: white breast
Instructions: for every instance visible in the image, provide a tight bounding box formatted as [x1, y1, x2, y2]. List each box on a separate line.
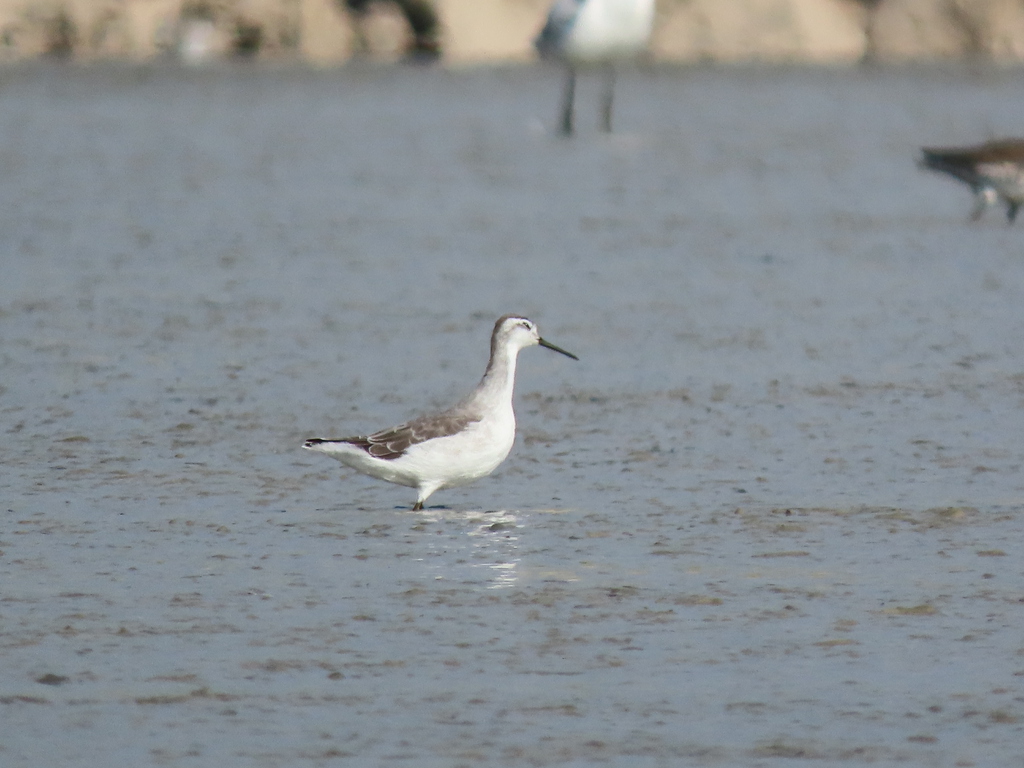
[563, 0, 655, 62]
[978, 162, 1024, 198]
[400, 406, 517, 491]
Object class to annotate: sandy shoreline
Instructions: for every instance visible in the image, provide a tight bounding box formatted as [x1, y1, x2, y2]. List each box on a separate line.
[1, 0, 1023, 66]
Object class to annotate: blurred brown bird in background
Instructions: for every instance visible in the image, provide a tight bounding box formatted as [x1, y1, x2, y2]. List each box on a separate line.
[920, 138, 1024, 223]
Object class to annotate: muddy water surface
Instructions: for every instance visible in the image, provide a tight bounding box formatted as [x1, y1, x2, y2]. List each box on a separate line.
[1, 63, 1024, 766]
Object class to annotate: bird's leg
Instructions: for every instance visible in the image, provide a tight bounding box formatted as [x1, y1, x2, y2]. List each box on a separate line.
[970, 187, 997, 221]
[412, 500, 424, 511]
[559, 65, 576, 136]
[599, 65, 615, 133]
[1007, 201, 1020, 223]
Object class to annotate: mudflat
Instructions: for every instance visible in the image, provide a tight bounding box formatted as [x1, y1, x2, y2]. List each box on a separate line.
[2, 62, 1023, 766]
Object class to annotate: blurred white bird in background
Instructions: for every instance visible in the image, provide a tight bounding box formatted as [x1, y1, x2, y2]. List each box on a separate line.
[535, 0, 655, 136]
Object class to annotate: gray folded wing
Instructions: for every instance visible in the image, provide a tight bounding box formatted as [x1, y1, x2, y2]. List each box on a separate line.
[342, 411, 481, 461]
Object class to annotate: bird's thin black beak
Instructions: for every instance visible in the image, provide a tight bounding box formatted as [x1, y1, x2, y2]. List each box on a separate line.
[539, 337, 578, 360]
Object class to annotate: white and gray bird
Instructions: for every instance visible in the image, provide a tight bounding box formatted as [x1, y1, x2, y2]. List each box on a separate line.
[535, 0, 655, 136]
[303, 315, 578, 510]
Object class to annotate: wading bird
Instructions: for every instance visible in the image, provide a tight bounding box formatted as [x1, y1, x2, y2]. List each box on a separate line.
[535, 0, 655, 136]
[920, 139, 1024, 223]
[304, 315, 577, 510]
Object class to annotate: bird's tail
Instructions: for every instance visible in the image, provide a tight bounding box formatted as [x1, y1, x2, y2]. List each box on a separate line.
[919, 149, 980, 186]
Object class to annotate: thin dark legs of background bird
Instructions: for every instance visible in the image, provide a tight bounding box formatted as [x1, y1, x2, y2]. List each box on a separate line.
[559, 66, 577, 136]
[600, 65, 615, 133]
[558, 64, 617, 136]
[967, 187, 1017, 223]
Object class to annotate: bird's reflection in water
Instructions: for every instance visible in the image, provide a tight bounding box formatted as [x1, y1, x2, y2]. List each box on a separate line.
[416, 509, 522, 589]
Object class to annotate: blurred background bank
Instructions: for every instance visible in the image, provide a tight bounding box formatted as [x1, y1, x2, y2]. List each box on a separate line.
[1, 0, 1023, 67]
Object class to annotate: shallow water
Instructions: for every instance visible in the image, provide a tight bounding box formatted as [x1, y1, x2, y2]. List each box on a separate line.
[1, 62, 1024, 766]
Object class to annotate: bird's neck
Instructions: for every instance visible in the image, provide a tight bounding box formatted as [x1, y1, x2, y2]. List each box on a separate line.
[474, 343, 519, 409]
